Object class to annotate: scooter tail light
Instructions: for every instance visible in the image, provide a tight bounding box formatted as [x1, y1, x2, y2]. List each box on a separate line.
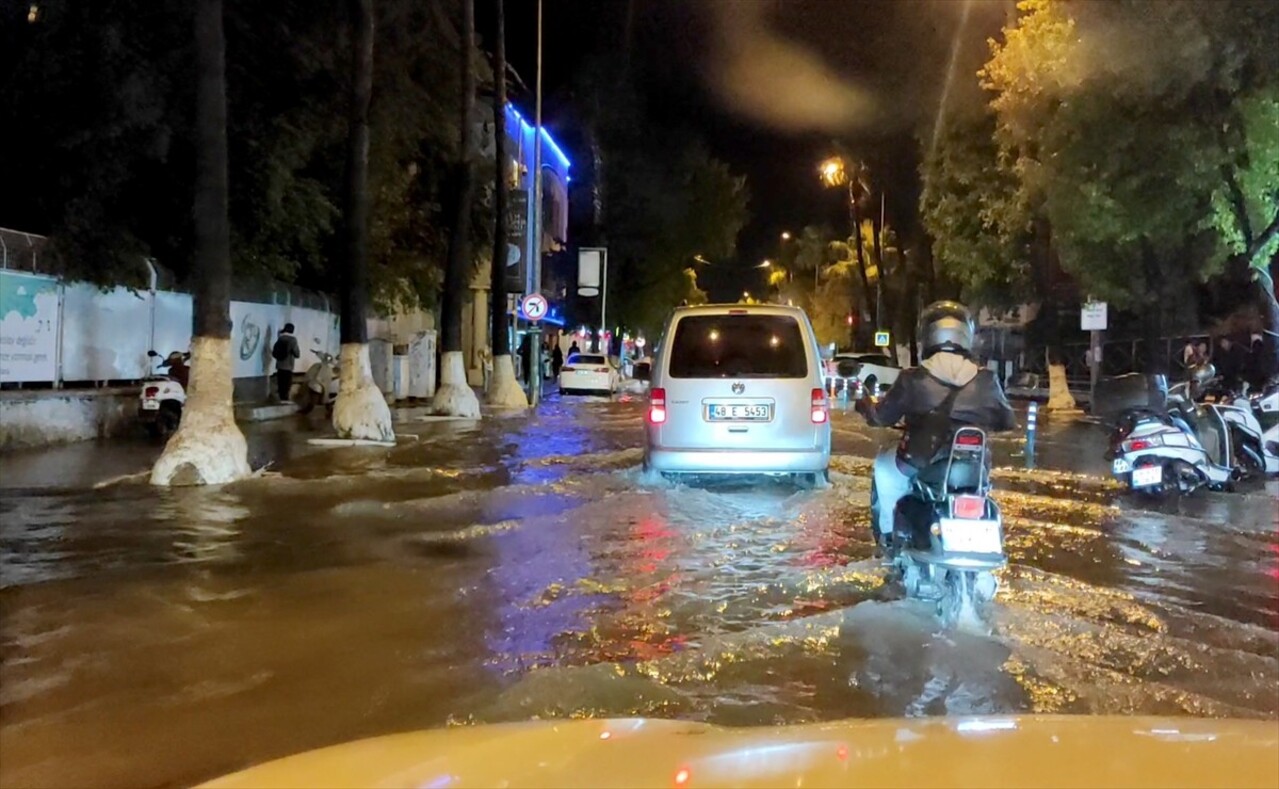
[648, 387, 667, 425]
[953, 495, 986, 519]
[955, 432, 984, 447]
[1123, 435, 1164, 452]
[144, 386, 159, 397]
[811, 388, 828, 424]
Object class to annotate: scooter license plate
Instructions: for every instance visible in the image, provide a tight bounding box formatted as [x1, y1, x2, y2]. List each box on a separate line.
[142, 400, 160, 411]
[1112, 458, 1132, 474]
[938, 518, 1001, 554]
[1131, 465, 1163, 487]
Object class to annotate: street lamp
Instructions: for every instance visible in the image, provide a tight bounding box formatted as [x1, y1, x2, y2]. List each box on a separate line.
[757, 259, 772, 268]
[819, 157, 847, 188]
[780, 231, 791, 241]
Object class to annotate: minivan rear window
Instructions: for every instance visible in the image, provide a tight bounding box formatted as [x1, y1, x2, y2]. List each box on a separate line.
[668, 314, 808, 378]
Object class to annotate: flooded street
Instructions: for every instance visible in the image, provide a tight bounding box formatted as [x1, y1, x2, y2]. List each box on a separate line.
[2, 397, 1277, 788]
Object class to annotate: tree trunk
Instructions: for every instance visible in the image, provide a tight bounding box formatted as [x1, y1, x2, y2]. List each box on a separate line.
[871, 202, 893, 333]
[1255, 266, 1279, 384]
[1139, 239, 1168, 376]
[333, 0, 394, 442]
[151, 0, 250, 486]
[486, 0, 526, 407]
[848, 181, 873, 349]
[1037, 220, 1075, 412]
[433, 0, 481, 417]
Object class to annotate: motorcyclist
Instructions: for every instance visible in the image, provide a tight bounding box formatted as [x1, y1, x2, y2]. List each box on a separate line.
[856, 301, 1016, 550]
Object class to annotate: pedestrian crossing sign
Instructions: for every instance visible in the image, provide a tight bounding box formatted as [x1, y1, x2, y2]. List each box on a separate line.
[874, 330, 891, 348]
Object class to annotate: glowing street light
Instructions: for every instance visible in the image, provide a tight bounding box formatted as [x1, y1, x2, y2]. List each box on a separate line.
[780, 231, 791, 241]
[819, 157, 847, 188]
[757, 259, 772, 268]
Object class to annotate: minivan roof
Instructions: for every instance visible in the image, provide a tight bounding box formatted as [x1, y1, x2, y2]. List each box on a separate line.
[669, 303, 809, 318]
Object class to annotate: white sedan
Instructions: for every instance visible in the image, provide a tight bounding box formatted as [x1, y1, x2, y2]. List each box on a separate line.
[559, 353, 618, 396]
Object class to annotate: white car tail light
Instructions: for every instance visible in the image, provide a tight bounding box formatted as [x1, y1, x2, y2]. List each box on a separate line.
[648, 387, 667, 424]
[811, 388, 828, 424]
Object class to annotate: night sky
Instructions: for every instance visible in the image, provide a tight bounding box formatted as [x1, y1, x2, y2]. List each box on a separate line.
[491, 0, 1012, 301]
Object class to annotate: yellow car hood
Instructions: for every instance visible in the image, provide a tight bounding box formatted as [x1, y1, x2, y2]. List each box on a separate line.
[201, 715, 1279, 789]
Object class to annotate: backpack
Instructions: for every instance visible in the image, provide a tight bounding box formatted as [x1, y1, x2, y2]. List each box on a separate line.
[272, 336, 290, 361]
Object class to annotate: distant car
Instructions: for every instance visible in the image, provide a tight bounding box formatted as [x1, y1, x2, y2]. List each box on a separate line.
[825, 352, 901, 396]
[1004, 371, 1049, 402]
[642, 303, 831, 483]
[559, 353, 618, 396]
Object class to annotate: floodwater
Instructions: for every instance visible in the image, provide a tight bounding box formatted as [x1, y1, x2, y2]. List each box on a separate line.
[1, 396, 1276, 788]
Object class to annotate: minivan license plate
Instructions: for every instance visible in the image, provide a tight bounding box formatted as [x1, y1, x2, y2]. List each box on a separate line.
[707, 403, 771, 421]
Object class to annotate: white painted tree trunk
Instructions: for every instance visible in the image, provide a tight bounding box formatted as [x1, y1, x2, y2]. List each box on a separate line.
[151, 336, 252, 487]
[432, 350, 482, 417]
[1046, 362, 1078, 412]
[486, 354, 528, 408]
[332, 343, 396, 442]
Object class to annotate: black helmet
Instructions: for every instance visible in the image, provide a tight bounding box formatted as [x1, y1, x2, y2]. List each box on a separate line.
[919, 300, 975, 358]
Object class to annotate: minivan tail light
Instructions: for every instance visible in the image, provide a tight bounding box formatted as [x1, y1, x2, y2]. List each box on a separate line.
[811, 388, 828, 424]
[649, 387, 667, 425]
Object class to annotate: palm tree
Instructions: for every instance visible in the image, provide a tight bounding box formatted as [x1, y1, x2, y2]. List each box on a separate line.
[486, 0, 527, 407]
[331, 0, 395, 442]
[433, 0, 482, 417]
[151, 0, 251, 486]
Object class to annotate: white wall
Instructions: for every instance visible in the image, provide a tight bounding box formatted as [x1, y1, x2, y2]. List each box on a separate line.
[0, 269, 342, 385]
[61, 284, 153, 381]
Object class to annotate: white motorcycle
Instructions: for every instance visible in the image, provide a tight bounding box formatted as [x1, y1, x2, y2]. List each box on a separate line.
[1227, 386, 1279, 475]
[1106, 374, 1276, 495]
[139, 350, 188, 438]
[298, 350, 339, 415]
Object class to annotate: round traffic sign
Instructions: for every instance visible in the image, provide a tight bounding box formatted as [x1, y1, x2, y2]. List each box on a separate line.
[521, 293, 549, 321]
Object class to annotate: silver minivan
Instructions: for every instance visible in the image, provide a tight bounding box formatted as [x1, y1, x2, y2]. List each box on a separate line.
[643, 304, 831, 482]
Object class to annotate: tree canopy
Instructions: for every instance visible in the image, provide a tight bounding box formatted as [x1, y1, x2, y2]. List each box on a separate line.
[921, 0, 1279, 372]
[0, 0, 489, 312]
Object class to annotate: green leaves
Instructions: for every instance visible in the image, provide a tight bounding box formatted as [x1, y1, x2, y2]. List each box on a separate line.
[923, 0, 1279, 319]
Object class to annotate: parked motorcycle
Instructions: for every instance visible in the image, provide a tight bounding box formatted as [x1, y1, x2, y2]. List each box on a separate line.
[1103, 372, 1276, 495]
[139, 350, 188, 438]
[1227, 387, 1279, 475]
[298, 349, 339, 415]
[889, 426, 1005, 628]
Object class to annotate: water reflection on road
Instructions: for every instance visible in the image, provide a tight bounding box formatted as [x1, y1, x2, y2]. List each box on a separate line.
[1, 396, 1276, 787]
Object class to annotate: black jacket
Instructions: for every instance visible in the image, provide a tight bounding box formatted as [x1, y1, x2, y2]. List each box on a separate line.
[861, 352, 1017, 468]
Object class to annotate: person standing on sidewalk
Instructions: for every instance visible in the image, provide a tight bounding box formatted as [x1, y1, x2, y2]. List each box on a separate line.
[272, 323, 300, 402]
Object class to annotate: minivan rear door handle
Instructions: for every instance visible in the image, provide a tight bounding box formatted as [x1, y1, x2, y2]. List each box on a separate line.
[727, 426, 749, 433]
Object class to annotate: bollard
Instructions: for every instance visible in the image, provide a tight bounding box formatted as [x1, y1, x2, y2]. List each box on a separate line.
[1025, 401, 1038, 469]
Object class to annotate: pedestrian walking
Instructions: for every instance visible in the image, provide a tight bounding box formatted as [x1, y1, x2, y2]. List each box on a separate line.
[551, 343, 564, 377]
[271, 323, 301, 402]
[568, 340, 580, 358]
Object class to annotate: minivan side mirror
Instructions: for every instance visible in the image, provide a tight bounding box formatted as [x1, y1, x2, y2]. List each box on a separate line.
[146, 350, 159, 358]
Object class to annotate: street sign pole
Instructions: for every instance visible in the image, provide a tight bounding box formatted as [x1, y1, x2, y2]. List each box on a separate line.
[526, 0, 544, 407]
[1090, 329, 1101, 407]
[1081, 301, 1107, 408]
[600, 249, 608, 356]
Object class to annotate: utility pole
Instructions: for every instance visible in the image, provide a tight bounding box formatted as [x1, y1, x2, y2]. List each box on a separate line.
[526, 0, 544, 406]
[877, 191, 885, 331]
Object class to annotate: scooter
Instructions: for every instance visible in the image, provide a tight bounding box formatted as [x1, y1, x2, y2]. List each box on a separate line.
[298, 349, 339, 415]
[889, 426, 1005, 628]
[1226, 387, 1279, 475]
[139, 350, 188, 438]
[1106, 380, 1274, 494]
